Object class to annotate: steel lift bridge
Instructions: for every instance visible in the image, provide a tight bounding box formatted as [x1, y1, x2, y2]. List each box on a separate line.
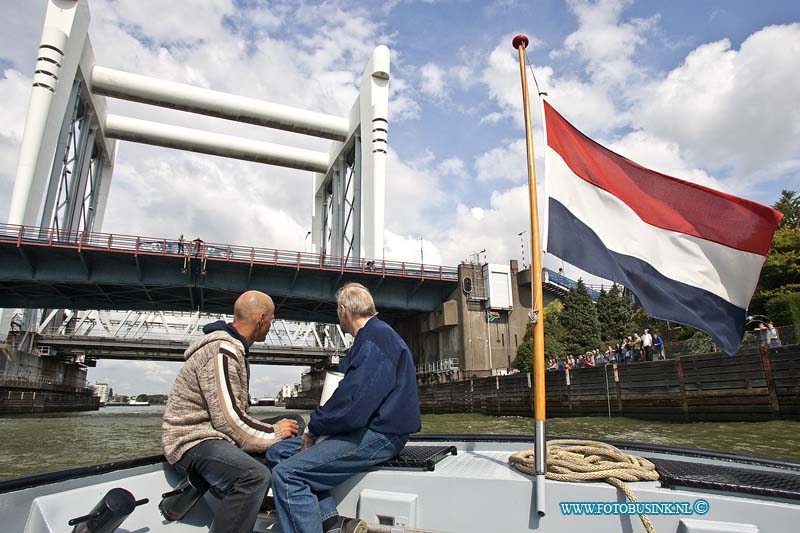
[0, 0, 458, 362]
[30, 310, 350, 367]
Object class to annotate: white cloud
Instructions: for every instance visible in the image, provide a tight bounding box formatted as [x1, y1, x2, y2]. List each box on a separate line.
[384, 148, 446, 236]
[420, 63, 447, 99]
[437, 157, 467, 178]
[93, 360, 181, 388]
[387, 76, 422, 121]
[99, 0, 236, 46]
[383, 230, 442, 265]
[556, 0, 657, 89]
[480, 36, 623, 134]
[440, 185, 531, 265]
[475, 139, 527, 182]
[633, 24, 800, 190]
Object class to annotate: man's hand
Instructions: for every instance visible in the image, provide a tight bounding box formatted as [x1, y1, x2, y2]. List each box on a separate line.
[301, 432, 317, 450]
[275, 418, 299, 439]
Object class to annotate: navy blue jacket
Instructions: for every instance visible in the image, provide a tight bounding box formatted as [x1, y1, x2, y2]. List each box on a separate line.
[308, 317, 421, 437]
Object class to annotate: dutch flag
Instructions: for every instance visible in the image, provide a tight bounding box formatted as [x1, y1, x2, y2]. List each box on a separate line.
[543, 101, 783, 355]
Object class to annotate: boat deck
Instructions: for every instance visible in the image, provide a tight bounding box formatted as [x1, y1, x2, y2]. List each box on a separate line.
[5, 439, 800, 532]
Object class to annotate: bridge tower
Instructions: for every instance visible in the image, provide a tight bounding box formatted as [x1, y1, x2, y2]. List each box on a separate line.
[3, 0, 390, 343]
[7, 0, 115, 235]
[2, 0, 115, 345]
[311, 48, 389, 262]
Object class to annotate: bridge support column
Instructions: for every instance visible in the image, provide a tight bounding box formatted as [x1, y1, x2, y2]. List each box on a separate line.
[8, 0, 91, 227]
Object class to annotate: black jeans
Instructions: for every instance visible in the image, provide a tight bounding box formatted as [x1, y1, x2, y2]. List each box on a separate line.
[175, 414, 306, 533]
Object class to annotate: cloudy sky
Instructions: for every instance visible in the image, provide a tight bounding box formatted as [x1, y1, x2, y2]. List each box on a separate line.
[1, 0, 799, 395]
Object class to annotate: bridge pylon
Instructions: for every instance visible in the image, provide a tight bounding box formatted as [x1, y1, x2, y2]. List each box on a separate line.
[3, 0, 393, 346]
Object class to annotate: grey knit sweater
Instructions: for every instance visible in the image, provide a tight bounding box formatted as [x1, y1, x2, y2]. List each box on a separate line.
[162, 330, 282, 464]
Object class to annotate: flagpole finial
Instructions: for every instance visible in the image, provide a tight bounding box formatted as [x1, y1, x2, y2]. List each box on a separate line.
[512, 34, 529, 49]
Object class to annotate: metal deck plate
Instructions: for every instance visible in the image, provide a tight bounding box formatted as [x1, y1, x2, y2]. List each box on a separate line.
[655, 458, 800, 500]
[377, 445, 457, 471]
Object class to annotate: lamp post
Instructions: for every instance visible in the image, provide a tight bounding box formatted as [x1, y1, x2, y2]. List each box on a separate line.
[745, 314, 772, 357]
[745, 314, 771, 326]
[473, 248, 486, 265]
[518, 230, 527, 269]
[304, 231, 311, 252]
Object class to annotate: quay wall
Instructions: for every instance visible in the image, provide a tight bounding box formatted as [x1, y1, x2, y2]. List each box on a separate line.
[417, 347, 800, 422]
[285, 370, 325, 410]
[0, 387, 99, 414]
[0, 347, 99, 415]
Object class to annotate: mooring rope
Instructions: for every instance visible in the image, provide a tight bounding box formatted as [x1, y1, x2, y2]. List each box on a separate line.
[509, 439, 660, 533]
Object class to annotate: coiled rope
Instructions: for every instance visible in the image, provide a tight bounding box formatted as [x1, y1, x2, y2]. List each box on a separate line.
[509, 439, 660, 533]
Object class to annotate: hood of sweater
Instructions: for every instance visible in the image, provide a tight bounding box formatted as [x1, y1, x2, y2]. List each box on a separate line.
[201, 320, 250, 358]
[180, 321, 247, 361]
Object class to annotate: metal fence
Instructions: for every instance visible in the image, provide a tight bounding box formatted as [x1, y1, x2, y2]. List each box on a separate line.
[417, 358, 460, 375]
[666, 324, 797, 357]
[0, 223, 458, 281]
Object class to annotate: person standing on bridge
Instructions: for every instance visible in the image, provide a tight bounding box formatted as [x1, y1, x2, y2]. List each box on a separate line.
[162, 290, 301, 533]
[266, 282, 421, 533]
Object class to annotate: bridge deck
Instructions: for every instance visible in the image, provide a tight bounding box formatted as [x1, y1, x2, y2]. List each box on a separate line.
[0, 225, 458, 323]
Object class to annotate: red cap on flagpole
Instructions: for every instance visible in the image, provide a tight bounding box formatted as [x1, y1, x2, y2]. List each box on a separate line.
[512, 34, 529, 49]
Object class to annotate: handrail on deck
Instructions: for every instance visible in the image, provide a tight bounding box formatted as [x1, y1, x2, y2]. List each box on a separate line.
[0, 223, 459, 281]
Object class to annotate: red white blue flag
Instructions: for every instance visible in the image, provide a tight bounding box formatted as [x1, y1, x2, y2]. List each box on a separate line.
[543, 101, 783, 355]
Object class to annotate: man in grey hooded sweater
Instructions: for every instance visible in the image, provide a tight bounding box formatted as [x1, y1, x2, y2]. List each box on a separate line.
[162, 290, 300, 533]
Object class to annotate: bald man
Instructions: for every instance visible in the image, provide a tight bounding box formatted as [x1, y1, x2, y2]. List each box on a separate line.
[162, 291, 300, 533]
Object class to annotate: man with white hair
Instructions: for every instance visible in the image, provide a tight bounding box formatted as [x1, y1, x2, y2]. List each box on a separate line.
[162, 290, 300, 533]
[267, 283, 421, 533]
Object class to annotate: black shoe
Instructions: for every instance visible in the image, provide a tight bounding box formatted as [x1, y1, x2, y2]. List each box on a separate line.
[259, 494, 275, 513]
[323, 515, 368, 533]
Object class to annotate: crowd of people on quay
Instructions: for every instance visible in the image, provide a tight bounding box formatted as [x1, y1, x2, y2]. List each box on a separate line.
[547, 328, 665, 371]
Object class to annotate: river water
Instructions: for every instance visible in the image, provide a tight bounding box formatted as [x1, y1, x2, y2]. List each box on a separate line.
[1, 406, 799, 480]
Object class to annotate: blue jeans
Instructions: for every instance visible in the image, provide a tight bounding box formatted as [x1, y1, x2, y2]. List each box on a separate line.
[266, 428, 407, 533]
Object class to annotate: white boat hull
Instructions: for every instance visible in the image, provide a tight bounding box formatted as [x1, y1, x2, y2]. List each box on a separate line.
[2, 436, 799, 532]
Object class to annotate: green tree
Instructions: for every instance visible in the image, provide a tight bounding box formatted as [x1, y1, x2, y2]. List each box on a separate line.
[514, 326, 533, 374]
[596, 283, 633, 341]
[686, 330, 716, 354]
[751, 191, 800, 313]
[559, 279, 601, 354]
[514, 301, 567, 373]
[136, 394, 149, 403]
[757, 227, 800, 293]
[773, 189, 800, 229]
[543, 300, 567, 361]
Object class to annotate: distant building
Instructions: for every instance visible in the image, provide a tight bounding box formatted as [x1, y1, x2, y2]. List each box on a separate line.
[395, 260, 581, 379]
[93, 382, 110, 404]
[276, 383, 299, 403]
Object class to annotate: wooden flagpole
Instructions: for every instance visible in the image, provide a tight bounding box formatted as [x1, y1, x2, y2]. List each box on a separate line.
[513, 33, 547, 517]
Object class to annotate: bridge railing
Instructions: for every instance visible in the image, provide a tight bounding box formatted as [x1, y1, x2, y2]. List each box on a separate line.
[0, 223, 459, 281]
